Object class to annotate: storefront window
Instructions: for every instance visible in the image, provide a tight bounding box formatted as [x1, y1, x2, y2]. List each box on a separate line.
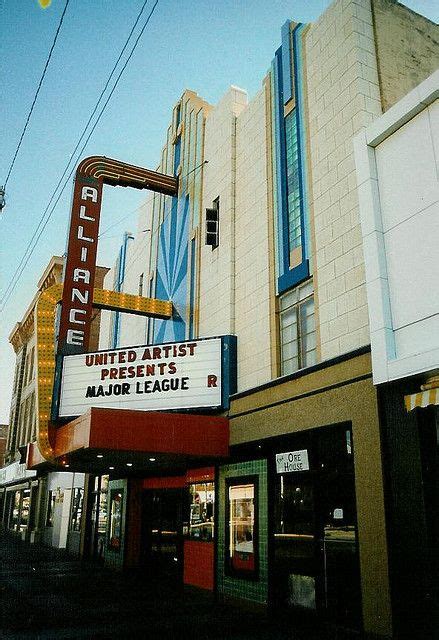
[46, 491, 56, 527]
[70, 488, 84, 532]
[108, 489, 123, 551]
[19, 489, 30, 531]
[12, 491, 21, 531]
[226, 477, 258, 578]
[91, 475, 109, 559]
[187, 482, 214, 541]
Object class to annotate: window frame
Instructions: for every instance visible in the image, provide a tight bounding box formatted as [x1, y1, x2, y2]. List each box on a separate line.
[225, 475, 259, 580]
[46, 490, 56, 528]
[186, 481, 215, 542]
[70, 487, 84, 532]
[205, 197, 219, 249]
[107, 488, 124, 552]
[279, 280, 316, 376]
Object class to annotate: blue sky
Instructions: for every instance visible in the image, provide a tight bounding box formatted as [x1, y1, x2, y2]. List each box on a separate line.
[0, 0, 437, 423]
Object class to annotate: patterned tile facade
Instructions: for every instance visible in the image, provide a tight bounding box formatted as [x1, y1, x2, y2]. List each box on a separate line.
[217, 460, 268, 604]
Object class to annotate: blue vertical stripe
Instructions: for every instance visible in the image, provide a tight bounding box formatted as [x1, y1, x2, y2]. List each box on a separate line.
[293, 23, 310, 263]
[281, 20, 293, 104]
[273, 48, 290, 277]
[272, 22, 310, 294]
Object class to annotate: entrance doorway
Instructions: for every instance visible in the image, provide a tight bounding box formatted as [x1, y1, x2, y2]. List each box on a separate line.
[141, 488, 184, 579]
[90, 475, 109, 561]
[272, 424, 362, 630]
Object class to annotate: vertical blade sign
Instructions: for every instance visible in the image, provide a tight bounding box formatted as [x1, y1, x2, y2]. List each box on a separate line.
[58, 174, 103, 355]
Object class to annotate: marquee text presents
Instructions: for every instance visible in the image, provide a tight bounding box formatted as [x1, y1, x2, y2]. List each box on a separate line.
[58, 337, 224, 417]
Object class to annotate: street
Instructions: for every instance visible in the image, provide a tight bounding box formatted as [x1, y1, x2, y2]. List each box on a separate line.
[0, 528, 358, 640]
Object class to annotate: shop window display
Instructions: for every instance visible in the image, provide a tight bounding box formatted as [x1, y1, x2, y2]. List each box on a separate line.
[108, 489, 123, 551]
[226, 478, 258, 578]
[11, 491, 21, 531]
[46, 491, 56, 527]
[91, 475, 108, 559]
[187, 482, 214, 541]
[70, 488, 84, 532]
[19, 489, 30, 531]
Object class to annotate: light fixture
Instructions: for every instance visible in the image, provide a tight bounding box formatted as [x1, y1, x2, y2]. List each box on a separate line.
[126, 462, 133, 467]
[65, 464, 70, 468]
[149, 457, 156, 462]
[97, 454, 103, 459]
[109, 466, 114, 470]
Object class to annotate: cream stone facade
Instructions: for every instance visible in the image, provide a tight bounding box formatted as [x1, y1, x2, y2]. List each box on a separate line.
[96, 8, 436, 633]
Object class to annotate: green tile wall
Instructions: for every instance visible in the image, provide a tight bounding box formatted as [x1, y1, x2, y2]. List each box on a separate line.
[217, 460, 268, 604]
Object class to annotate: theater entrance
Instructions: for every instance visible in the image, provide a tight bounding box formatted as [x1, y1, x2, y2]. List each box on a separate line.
[141, 488, 184, 579]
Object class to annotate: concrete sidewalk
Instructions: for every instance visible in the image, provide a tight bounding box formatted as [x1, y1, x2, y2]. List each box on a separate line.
[0, 529, 359, 639]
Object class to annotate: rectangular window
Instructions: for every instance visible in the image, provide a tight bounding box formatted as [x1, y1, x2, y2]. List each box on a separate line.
[285, 111, 302, 256]
[11, 490, 22, 531]
[19, 489, 30, 532]
[187, 482, 214, 541]
[226, 477, 258, 578]
[173, 135, 181, 174]
[70, 488, 84, 532]
[205, 197, 219, 249]
[138, 273, 144, 296]
[108, 489, 123, 552]
[279, 279, 316, 375]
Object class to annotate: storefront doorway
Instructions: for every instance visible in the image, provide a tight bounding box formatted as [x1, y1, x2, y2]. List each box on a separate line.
[141, 488, 184, 580]
[90, 475, 108, 561]
[271, 424, 362, 630]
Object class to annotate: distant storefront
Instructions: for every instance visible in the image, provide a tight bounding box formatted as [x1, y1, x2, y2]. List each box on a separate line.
[0, 461, 37, 539]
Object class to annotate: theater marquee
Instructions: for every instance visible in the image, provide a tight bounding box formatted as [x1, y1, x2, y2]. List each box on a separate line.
[56, 336, 236, 418]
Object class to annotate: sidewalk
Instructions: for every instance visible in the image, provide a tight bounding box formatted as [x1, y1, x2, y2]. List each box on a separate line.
[0, 529, 359, 639]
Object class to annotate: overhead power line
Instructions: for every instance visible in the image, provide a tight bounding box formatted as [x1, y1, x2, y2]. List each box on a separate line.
[3, 0, 71, 189]
[0, 0, 159, 312]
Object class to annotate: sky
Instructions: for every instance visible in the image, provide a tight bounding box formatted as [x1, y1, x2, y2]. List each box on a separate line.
[0, 0, 438, 424]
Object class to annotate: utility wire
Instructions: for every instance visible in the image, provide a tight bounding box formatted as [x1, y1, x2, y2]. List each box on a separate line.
[3, 0, 70, 189]
[0, 0, 152, 306]
[0, 0, 159, 312]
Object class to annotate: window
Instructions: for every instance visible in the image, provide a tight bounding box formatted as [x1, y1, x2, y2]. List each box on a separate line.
[226, 477, 258, 578]
[70, 488, 84, 532]
[139, 272, 144, 296]
[205, 197, 219, 249]
[187, 482, 214, 541]
[285, 112, 301, 255]
[173, 135, 181, 174]
[108, 489, 123, 551]
[279, 279, 316, 375]
[46, 491, 56, 527]
[175, 103, 181, 128]
[11, 491, 21, 531]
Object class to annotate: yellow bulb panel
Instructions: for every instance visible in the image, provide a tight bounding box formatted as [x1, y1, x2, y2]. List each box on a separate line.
[34, 283, 173, 463]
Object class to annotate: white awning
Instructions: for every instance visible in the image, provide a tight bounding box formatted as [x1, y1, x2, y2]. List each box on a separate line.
[404, 387, 439, 412]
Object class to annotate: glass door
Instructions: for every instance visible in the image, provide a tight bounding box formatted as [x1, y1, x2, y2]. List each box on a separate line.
[142, 489, 183, 579]
[272, 426, 361, 630]
[273, 473, 318, 610]
[90, 475, 108, 560]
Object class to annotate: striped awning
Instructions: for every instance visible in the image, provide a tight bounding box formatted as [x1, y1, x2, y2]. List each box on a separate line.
[405, 387, 439, 411]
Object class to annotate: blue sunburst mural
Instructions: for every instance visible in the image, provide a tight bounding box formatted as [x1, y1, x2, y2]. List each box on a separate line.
[153, 194, 190, 344]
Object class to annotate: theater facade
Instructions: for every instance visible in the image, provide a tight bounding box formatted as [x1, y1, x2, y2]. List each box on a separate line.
[3, 3, 438, 639]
